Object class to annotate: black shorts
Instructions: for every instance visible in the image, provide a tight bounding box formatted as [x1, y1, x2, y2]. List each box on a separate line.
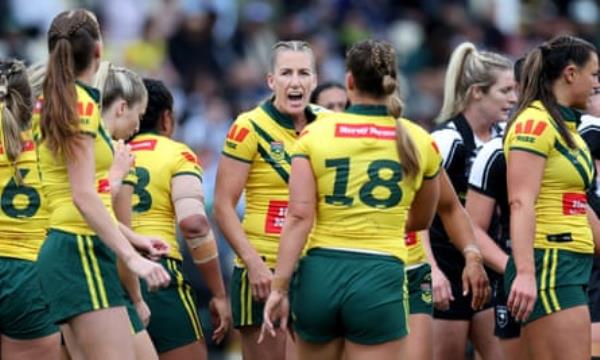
[432, 245, 492, 320]
[588, 257, 600, 323]
[492, 277, 521, 339]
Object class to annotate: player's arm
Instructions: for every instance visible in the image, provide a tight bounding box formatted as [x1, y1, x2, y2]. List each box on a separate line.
[109, 139, 134, 200]
[436, 170, 490, 310]
[68, 135, 169, 290]
[465, 190, 509, 274]
[405, 175, 440, 232]
[214, 156, 272, 300]
[422, 230, 454, 310]
[172, 174, 231, 343]
[505, 149, 543, 321]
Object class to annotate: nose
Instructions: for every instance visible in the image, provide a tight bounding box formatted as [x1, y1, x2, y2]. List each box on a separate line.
[508, 89, 517, 104]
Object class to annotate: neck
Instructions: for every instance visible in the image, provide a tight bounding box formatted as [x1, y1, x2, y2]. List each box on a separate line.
[349, 91, 387, 106]
[76, 66, 97, 86]
[462, 107, 494, 142]
[552, 82, 573, 109]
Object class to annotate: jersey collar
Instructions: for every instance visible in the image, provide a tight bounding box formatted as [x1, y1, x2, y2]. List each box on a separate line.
[75, 80, 101, 103]
[345, 104, 389, 116]
[558, 104, 582, 126]
[261, 99, 317, 130]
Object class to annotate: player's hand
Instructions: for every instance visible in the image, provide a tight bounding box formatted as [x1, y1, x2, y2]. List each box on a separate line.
[127, 255, 170, 291]
[134, 299, 151, 327]
[462, 253, 490, 310]
[209, 295, 231, 344]
[246, 257, 272, 301]
[431, 265, 454, 311]
[131, 234, 170, 261]
[109, 140, 135, 182]
[258, 290, 289, 344]
[507, 271, 536, 322]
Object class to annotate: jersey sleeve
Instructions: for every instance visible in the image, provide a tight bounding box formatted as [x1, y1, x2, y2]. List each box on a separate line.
[431, 127, 464, 171]
[221, 116, 258, 163]
[578, 115, 600, 160]
[172, 143, 203, 182]
[422, 137, 442, 179]
[292, 127, 313, 159]
[505, 115, 553, 157]
[78, 99, 101, 138]
[468, 140, 505, 199]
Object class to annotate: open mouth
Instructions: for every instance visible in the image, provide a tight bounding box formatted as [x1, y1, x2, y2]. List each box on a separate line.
[287, 92, 303, 101]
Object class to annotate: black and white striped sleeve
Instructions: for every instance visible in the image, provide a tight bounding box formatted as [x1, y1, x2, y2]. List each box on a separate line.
[579, 115, 600, 160]
[431, 127, 463, 171]
[468, 138, 505, 199]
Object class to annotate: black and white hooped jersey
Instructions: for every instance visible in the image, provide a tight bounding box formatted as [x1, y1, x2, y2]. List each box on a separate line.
[429, 113, 503, 276]
[468, 137, 511, 253]
[578, 115, 600, 217]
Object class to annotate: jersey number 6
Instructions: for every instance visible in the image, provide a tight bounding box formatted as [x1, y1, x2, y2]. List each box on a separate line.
[1, 168, 41, 218]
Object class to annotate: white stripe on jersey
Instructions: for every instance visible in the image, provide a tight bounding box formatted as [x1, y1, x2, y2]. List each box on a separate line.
[578, 115, 600, 136]
[468, 137, 503, 190]
[431, 127, 462, 169]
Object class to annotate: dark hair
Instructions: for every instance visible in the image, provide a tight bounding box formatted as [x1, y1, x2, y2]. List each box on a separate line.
[507, 35, 597, 149]
[41, 9, 100, 159]
[346, 39, 419, 178]
[514, 56, 525, 85]
[310, 82, 345, 103]
[139, 78, 173, 133]
[0, 59, 32, 168]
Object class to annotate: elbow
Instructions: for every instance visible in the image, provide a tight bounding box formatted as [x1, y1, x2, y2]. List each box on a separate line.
[72, 188, 95, 214]
[179, 214, 211, 239]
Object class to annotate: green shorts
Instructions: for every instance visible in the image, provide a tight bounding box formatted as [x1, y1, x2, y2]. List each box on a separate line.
[231, 266, 267, 328]
[142, 257, 203, 353]
[291, 248, 408, 345]
[36, 229, 127, 324]
[407, 263, 433, 315]
[504, 248, 592, 324]
[0, 257, 59, 339]
[124, 295, 145, 334]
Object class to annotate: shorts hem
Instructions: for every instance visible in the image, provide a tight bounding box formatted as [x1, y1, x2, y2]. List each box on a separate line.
[156, 337, 203, 354]
[526, 302, 588, 324]
[293, 327, 336, 344]
[345, 330, 408, 345]
[54, 303, 126, 325]
[3, 326, 59, 340]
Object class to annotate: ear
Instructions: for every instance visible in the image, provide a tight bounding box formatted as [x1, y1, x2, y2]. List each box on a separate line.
[563, 64, 577, 84]
[471, 85, 483, 101]
[311, 74, 318, 93]
[267, 73, 275, 91]
[160, 109, 175, 137]
[116, 99, 127, 117]
[345, 72, 355, 91]
[93, 40, 102, 60]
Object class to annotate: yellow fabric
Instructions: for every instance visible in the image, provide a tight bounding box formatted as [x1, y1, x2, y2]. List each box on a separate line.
[129, 133, 203, 261]
[0, 104, 48, 260]
[293, 105, 441, 262]
[36, 83, 116, 234]
[221, 101, 326, 267]
[504, 101, 594, 254]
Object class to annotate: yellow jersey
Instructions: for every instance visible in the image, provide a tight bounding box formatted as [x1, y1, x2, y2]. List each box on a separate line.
[293, 104, 441, 262]
[129, 133, 203, 261]
[36, 82, 116, 234]
[504, 100, 594, 253]
[0, 105, 48, 261]
[221, 100, 324, 267]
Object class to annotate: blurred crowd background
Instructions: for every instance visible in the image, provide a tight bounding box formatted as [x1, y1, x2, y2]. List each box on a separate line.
[1, 0, 599, 358]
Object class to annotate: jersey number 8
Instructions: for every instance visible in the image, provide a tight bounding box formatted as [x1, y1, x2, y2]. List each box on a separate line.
[1, 169, 41, 218]
[325, 157, 403, 208]
[133, 167, 152, 213]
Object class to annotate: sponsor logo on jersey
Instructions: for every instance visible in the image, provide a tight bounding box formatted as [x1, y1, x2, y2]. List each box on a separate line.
[77, 102, 95, 117]
[129, 139, 157, 151]
[227, 124, 250, 142]
[0, 140, 34, 155]
[335, 123, 396, 140]
[404, 231, 418, 246]
[270, 141, 284, 161]
[515, 119, 547, 143]
[181, 151, 199, 164]
[562, 192, 587, 215]
[97, 178, 111, 193]
[265, 200, 288, 234]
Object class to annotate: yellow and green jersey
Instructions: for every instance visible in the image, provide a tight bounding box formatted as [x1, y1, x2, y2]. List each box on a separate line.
[0, 105, 48, 261]
[129, 133, 203, 261]
[293, 104, 441, 262]
[221, 100, 324, 267]
[406, 231, 427, 266]
[504, 100, 594, 254]
[36, 82, 116, 234]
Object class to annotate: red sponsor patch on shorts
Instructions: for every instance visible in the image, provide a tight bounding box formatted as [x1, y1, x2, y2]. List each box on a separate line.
[129, 139, 157, 151]
[265, 200, 288, 234]
[335, 123, 396, 140]
[405, 232, 417, 246]
[562, 192, 587, 215]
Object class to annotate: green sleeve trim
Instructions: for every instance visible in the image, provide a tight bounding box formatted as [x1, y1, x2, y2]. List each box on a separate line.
[221, 151, 252, 164]
[80, 130, 96, 138]
[508, 146, 548, 158]
[423, 164, 442, 180]
[291, 154, 309, 160]
[173, 171, 203, 183]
